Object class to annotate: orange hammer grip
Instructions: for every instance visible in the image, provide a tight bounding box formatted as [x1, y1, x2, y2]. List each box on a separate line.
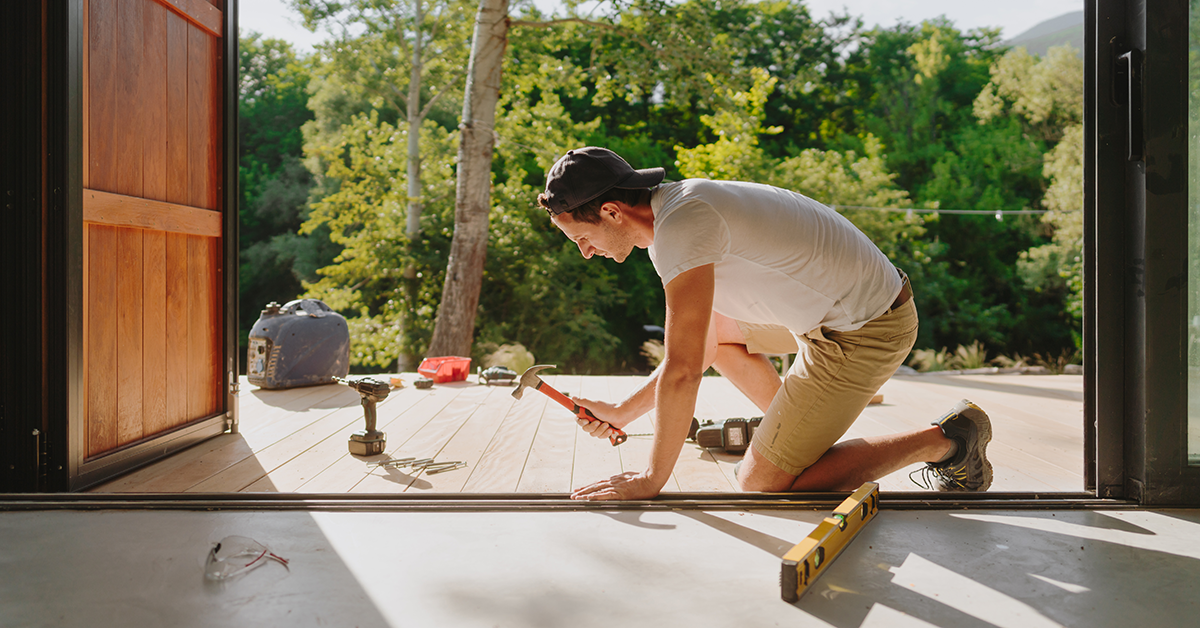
[536, 381, 628, 446]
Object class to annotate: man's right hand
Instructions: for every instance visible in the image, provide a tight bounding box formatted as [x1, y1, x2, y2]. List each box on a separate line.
[572, 397, 629, 440]
[576, 417, 619, 440]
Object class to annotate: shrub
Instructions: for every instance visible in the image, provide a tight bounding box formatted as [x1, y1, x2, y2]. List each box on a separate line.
[640, 340, 665, 369]
[909, 347, 952, 372]
[481, 343, 536, 375]
[950, 341, 989, 370]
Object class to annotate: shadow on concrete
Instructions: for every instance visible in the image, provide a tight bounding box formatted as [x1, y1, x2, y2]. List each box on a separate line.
[676, 510, 796, 557]
[794, 510, 1200, 628]
[0, 510, 392, 627]
[595, 510, 678, 531]
[1155, 509, 1200, 525]
[983, 510, 1157, 535]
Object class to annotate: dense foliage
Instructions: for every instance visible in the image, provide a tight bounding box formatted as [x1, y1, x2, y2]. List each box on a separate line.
[237, 34, 337, 367]
[238, 0, 1083, 374]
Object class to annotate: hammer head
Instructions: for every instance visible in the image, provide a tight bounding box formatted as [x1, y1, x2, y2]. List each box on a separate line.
[512, 364, 556, 400]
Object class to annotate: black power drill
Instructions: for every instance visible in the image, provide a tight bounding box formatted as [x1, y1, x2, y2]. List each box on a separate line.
[335, 376, 391, 455]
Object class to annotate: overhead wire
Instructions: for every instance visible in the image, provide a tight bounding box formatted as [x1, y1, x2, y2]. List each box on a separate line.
[831, 204, 1055, 216]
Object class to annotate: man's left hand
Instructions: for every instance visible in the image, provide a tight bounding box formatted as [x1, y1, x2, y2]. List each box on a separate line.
[571, 471, 661, 501]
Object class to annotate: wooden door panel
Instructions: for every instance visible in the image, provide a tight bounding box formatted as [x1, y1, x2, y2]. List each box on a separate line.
[187, 26, 218, 210]
[87, 225, 120, 457]
[114, 0, 144, 197]
[87, 0, 117, 193]
[88, 0, 221, 207]
[165, 11, 189, 205]
[165, 232, 191, 428]
[187, 234, 222, 420]
[142, 1, 169, 202]
[143, 230, 169, 435]
[115, 226, 144, 447]
[82, 0, 225, 460]
[84, 224, 223, 458]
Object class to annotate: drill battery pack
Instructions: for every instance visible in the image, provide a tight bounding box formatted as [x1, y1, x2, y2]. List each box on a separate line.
[247, 299, 350, 389]
[693, 417, 763, 455]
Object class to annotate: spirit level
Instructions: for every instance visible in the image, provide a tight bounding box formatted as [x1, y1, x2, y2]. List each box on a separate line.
[780, 482, 880, 602]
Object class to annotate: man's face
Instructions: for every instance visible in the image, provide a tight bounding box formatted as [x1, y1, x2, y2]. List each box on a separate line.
[551, 204, 637, 263]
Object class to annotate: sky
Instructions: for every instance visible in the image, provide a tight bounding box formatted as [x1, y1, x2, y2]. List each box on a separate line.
[240, 0, 1083, 54]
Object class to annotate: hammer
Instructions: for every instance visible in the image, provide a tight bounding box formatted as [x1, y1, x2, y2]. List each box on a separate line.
[512, 365, 628, 446]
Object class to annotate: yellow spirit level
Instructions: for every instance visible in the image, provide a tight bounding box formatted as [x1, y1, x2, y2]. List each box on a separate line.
[780, 482, 880, 602]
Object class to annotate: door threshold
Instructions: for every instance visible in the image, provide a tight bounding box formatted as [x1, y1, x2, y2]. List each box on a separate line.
[0, 490, 1136, 512]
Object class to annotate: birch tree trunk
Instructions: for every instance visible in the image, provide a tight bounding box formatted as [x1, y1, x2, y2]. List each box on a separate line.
[426, 0, 508, 357]
[400, 0, 425, 370]
[405, 0, 424, 244]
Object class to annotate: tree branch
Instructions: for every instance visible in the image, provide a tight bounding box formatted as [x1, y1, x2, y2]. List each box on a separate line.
[418, 74, 464, 120]
[509, 17, 617, 31]
[510, 17, 662, 57]
[394, 14, 413, 68]
[427, 0, 448, 44]
[366, 56, 409, 114]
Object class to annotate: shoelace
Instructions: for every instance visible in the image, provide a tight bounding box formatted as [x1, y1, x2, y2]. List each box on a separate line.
[909, 463, 971, 490]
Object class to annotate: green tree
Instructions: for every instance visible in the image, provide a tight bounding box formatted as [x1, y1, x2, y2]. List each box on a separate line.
[292, 0, 474, 367]
[674, 69, 955, 348]
[237, 34, 333, 364]
[828, 22, 1078, 355]
[295, 2, 630, 371]
[845, 21, 1002, 191]
[299, 112, 459, 368]
[977, 44, 1084, 347]
[429, 0, 816, 357]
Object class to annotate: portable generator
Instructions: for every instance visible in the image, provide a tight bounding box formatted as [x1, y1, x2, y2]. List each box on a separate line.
[247, 299, 350, 389]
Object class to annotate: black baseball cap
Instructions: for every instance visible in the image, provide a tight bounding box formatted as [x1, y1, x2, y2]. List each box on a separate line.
[541, 147, 666, 215]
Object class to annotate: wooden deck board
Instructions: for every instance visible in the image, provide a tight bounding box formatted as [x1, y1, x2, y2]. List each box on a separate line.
[240, 381, 432, 492]
[304, 381, 464, 493]
[461, 383, 552, 493]
[416, 385, 518, 493]
[353, 384, 493, 493]
[571, 374, 624, 490]
[603, 375, 685, 492]
[92, 384, 355, 492]
[91, 372, 1087, 495]
[516, 375, 581, 493]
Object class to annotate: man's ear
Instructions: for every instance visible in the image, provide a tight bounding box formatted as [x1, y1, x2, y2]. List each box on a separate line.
[599, 201, 623, 222]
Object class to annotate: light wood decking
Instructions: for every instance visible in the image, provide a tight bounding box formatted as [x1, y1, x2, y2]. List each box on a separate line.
[91, 372, 1084, 494]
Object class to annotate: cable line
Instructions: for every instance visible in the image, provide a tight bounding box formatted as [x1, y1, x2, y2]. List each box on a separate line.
[831, 204, 1053, 216]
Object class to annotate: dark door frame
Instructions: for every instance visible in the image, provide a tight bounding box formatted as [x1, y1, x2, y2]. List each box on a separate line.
[1089, 0, 1200, 505]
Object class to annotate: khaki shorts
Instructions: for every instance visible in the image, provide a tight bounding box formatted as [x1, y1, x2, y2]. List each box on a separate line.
[737, 299, 919, 476]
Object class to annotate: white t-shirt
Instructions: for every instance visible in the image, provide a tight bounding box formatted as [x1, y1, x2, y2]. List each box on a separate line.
[648, 179, 902, 334]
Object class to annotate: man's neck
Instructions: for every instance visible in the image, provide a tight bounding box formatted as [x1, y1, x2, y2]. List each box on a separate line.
[625, 200, 657, 248]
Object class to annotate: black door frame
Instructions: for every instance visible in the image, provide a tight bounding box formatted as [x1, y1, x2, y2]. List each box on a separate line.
[1089, 0, 1200, 505]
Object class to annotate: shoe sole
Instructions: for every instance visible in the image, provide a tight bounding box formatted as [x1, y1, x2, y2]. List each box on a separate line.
[959, 399, 993, 492]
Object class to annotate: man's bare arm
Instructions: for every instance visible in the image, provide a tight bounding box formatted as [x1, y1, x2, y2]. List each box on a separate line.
[574, 294, 724, 438]
[645, 264, 713, 487]
[571, 264, 714, 500]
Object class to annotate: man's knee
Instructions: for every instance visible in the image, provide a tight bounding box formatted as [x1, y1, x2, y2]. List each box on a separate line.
[736, 448, 797, 492]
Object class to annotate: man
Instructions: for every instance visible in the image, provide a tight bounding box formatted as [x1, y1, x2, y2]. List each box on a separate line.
[538, 146, 992, 500]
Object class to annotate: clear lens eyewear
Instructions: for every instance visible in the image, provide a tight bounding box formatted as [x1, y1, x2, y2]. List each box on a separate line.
[204, 535, 289, 581]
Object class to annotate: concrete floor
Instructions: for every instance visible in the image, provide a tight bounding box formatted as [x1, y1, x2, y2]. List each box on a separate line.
[2, 507, 1198, 628]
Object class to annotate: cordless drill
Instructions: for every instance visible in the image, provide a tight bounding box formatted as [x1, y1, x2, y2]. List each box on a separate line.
[335, 376, 390, 455]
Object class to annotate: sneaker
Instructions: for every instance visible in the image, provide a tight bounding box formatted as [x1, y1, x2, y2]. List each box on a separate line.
[910, 399, 993, 491]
